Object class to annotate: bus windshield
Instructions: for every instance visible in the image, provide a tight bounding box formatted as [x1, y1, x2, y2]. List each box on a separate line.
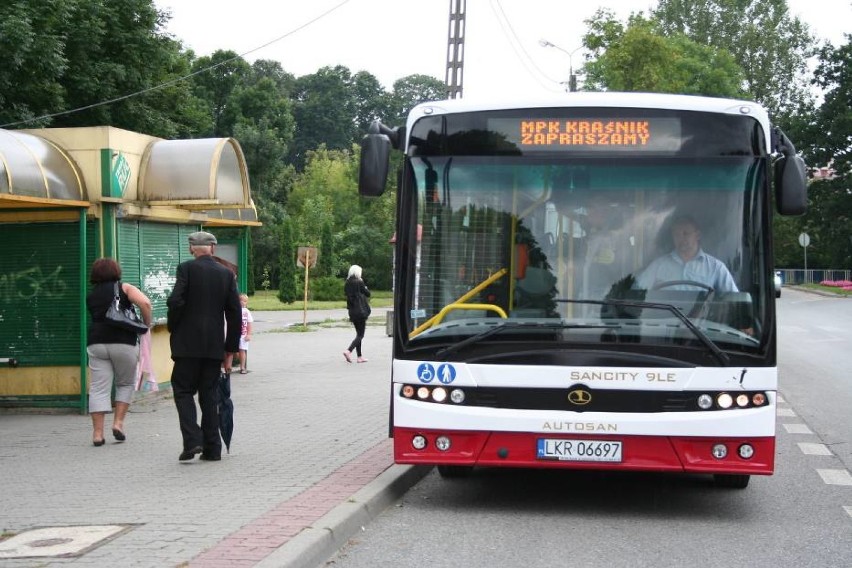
[399, 109, 773, 362]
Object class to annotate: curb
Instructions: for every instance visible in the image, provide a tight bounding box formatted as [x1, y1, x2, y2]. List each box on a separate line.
[255, 464, 432, 568]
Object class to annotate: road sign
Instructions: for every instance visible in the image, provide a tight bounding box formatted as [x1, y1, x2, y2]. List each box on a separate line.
[296, 246, 318, 268]
[798, 233, 810, 248]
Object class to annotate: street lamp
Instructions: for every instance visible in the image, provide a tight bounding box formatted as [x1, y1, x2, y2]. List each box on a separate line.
[540, 39, 582, 92]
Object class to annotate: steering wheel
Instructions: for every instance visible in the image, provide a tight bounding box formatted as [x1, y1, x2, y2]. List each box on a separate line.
[651, 280, 715, 319]
[651, 280, 714, 292]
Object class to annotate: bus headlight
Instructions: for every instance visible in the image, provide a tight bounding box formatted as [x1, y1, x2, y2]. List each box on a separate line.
[431, 387, 447, 402]
[717, 393, 733, 409]
[697, 394, 713, 409]
[736, 394, 749, 407]
[435, 436, 451, 451]
[450, 389, 466, 404]
[412, 435, 427, 450]
[417, 387, 430, 400]
[401, 385, 415, 398]
[712, 444, 728, 459]
[738, 444, 755, 459]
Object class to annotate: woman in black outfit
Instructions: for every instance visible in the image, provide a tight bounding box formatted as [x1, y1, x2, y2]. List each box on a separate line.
[86, 258, 152, 446]
[343, 264, 371, 363]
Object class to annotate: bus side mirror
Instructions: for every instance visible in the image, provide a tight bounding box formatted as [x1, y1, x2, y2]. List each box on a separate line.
[359, 132, 391, 197]
[773, 130, 807, 216]
[775, 155, 808, 215]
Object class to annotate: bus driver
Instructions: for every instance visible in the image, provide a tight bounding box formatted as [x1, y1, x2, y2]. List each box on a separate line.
[636, 215, 738, 293]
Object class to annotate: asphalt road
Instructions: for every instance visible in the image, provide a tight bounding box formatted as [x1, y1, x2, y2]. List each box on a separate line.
[324, 288, 852, 568]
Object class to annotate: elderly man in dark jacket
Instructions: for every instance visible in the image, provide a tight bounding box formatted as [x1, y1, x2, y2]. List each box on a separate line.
[167, 231, 241, 462]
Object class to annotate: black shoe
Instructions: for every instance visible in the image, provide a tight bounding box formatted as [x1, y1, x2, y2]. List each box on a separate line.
[179, 446, 203, 461]
[112, 427, 126, 442]
[93, 439, 105, 447]
[199, 454, 221, 461]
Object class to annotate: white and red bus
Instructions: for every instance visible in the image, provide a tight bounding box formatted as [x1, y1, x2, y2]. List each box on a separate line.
[359, 93, 807, 488]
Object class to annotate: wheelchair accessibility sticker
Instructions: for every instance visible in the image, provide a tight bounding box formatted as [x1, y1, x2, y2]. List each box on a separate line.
[416, 363, 457, 384]
[417, 363, 436, 383]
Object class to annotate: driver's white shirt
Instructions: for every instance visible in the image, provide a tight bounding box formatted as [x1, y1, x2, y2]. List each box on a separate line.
[636, 249, 739, 292]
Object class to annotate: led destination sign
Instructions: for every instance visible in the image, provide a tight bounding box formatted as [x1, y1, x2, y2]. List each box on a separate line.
[489, 117, 682, 152]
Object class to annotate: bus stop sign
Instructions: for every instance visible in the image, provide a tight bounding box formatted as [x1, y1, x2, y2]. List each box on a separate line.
[798, 232, 810, 248]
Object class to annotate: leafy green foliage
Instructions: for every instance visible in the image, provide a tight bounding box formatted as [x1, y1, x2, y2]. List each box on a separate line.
[583, 12, 744, 97]
[807, 37, 852, 175]
[277, 218, 298, 304]
[775, 36, 851, 270]
[310, 276, 343, 301]
[386, 74, 446, 126]
[319, 222, 335, 277]
[289, 66, 359, 168]
[1, 0, 207, 136]
[652, 0, 818, 121]
[0, 1, 71, 127]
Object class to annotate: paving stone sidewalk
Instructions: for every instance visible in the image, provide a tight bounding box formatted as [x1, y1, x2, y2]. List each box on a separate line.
[0, 309, 426, 567]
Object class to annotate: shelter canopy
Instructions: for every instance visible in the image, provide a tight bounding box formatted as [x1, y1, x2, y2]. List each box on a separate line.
[0, 129, 88, 209]
[141, 138, 251, 209]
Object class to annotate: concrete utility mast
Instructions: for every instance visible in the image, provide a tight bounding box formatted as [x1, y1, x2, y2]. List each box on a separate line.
[445, 0, 466, 99]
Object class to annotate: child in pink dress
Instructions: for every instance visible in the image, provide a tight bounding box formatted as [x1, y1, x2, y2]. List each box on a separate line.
[238, 294, 253, 374]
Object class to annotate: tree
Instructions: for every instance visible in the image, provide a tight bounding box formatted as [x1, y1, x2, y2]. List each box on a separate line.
[352, 71, 390, 134]
[0, 1, 71, 127]
[775, 36, 851, 270]
[319, 222, 335, 277]
[583, 12, 745, 97]
[0, 0, 209, 137]
[287, 145, 395, 286]
[289, 66, 359, 168]
[387, 74, 446, 126]
[652, 0, 818, 121]
[189, 50, 252, 137]
[807, 36, 852, 175]
[277, 218, 298, 304]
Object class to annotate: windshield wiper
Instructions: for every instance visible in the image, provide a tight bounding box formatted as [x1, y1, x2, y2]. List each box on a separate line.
[435, 321, 615, 359]
[556, 298, 730, 366]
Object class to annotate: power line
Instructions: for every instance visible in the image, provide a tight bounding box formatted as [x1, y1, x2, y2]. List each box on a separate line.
[489, 0, 563, 93]
[1, 0, 353, 129]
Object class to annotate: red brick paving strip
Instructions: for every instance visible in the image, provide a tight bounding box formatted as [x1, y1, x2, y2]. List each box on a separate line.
[190, 439, 393, 568]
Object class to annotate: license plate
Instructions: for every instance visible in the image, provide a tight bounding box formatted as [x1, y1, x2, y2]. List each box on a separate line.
[536, 439, 623, 462]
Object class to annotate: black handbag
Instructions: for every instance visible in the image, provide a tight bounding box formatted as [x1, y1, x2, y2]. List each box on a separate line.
[105, 282, 148, 334]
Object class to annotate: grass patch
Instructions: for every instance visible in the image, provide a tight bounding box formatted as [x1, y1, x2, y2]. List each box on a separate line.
[247, 289, 393, 311]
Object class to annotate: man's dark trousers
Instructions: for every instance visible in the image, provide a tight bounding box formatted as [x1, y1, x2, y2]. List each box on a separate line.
[172, 358, 222, 457]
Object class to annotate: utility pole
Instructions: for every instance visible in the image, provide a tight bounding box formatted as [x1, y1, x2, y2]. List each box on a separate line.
[445, 0, 466, 99]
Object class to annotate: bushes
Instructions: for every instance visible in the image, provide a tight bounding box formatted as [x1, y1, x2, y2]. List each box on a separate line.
[306, 275, 343, 301]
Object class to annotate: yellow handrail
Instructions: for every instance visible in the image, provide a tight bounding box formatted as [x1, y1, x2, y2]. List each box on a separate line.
[431, 303, 508, 327]
[409, 268, 508, 338]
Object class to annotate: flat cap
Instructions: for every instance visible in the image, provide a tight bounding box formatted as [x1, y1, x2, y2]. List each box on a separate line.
[188, 231, 217, 246]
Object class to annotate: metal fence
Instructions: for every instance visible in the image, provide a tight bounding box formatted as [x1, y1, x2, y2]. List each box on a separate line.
[776, 269, 852, 285]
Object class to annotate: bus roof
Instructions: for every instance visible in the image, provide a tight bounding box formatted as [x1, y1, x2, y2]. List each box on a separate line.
[406, 92, 772, 150]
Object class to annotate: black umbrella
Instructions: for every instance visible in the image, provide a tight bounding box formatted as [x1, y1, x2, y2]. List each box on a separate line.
[217, 370, 234, 453]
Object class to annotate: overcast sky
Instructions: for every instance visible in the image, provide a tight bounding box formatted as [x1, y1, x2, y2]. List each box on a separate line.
[154, 0, 851, 98]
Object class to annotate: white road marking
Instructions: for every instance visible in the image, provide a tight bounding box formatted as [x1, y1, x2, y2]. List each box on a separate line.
[844, 506, 852, 519]
[817, 469, 852, 486]
[782, 423, 813, 434]
[776, 394, 786, 403]
[777, 407, 796, 417]
[797, 442, 833, 456]
[815, 325, 848, 334]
